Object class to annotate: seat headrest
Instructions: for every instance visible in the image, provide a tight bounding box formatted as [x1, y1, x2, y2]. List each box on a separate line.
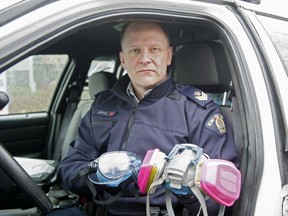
[174, 42, 230, 87]
[88, 71, 117, 99]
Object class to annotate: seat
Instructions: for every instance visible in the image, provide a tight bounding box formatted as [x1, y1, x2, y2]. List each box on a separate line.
[174, 41, 233, 121]
[174, 42, 231, 92]
[174, 42, 243, 156]
[61, 71, 117, 159]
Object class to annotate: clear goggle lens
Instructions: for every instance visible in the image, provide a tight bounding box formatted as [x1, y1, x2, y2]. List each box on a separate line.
[88, 151, 141, 186]
[98, 151, 140, 179]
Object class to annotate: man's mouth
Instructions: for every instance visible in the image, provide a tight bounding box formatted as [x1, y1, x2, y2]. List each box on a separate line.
[138, 69, 155, 73]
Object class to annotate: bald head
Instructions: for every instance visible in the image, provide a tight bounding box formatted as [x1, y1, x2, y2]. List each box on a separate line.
[120, 21, 170, 50]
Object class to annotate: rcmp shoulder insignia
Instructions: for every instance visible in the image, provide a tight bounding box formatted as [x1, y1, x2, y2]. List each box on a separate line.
[176, 84, 212, 108]
[205, 113, 227, 135]
[194, 91, 208, 101]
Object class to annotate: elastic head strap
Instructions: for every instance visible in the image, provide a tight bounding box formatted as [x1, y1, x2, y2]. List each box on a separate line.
[85, 176, 128, 205]
[146, 177, 165, 216]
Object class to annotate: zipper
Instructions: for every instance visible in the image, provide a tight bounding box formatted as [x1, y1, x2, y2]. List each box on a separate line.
[120, 107, 137, 150]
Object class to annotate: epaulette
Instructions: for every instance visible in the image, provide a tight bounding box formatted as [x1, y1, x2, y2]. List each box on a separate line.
[176, 84, 213, 108]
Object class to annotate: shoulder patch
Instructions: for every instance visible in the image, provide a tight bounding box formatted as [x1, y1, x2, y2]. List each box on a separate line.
[176, 84, 212, 108]
[205, 113, 227, 135]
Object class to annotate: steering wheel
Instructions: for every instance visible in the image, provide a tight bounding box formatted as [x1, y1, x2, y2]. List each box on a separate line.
[0, 143, 53, 214]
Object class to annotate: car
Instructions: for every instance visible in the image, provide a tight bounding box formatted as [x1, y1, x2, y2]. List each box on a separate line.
[0, 0, 287, 215]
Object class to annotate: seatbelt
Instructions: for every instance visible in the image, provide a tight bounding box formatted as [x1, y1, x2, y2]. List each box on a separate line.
[53, 81, 82, 161]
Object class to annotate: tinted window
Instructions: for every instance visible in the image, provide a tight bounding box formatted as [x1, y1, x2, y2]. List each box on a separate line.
[0, 55, 68, 115]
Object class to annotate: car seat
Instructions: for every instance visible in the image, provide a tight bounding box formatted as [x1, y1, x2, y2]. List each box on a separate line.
[61, 71, 117, 159]
[173, 41, 243, 156]
[174, 42, 232, 102]
[173, 41, 245, 216]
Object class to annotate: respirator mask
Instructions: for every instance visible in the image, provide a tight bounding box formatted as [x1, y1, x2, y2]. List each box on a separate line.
[137, 144, 241, 216]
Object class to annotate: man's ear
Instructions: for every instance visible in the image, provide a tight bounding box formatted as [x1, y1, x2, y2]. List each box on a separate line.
[119, 52, 125, 67]
[167, 47, 173, 66]
[119, 51, 127, 70]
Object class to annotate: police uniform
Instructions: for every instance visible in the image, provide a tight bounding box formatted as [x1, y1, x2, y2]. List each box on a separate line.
[57, 74, 239, 216]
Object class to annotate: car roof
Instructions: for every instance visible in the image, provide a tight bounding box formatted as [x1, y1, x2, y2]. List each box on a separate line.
[0, 0, 57, 27]
[0, 0, 286, 70]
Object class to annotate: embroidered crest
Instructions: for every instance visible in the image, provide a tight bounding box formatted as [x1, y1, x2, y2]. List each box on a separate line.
[206, 113, 226, 135]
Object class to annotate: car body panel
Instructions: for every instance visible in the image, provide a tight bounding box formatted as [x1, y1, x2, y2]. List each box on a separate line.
[243, 9, 288, 215]
[0, 0, 287, 215]
[0, 113, 49, 157]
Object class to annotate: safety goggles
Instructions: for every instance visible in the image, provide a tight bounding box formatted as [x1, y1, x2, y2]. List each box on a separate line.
[88, 151, 141, 187]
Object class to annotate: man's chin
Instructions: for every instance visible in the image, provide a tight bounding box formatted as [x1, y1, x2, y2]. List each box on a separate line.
[138, 77, 158, 86]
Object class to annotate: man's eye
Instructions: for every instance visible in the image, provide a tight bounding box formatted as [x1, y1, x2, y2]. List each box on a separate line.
[130, 49, 140, 54]
[151, 47, 160, 52]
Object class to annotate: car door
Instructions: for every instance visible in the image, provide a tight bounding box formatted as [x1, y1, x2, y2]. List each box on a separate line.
[0, 55, 69, 158]
[241, 7, 288, 214]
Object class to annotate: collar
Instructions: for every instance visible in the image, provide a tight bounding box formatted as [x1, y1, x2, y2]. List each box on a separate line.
[111, 73, 175, 103]
[126, 82, 153, 104]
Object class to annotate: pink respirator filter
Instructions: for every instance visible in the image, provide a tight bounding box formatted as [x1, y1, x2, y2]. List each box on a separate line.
[137, 149, 166, 194]
[199, 159, 241, 206]
[137, 150, 155, 193]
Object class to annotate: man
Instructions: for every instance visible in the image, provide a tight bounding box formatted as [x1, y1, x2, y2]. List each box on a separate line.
[54, 21, 239, 216]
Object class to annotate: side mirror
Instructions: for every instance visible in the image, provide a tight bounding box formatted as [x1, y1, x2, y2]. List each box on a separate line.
[0, 91, 9, 110]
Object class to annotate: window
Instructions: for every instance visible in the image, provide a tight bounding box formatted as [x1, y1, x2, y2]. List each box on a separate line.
[87, 57, 116, 76]
[0, 55, 68, 115]
[258, 15, 288, 74]
[78, 57, 117, 106]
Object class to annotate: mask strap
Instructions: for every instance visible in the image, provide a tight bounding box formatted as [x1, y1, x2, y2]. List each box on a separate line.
[146, 177, 165, 216]
[218, 206, 225, 216]
[72, 162, 97, 184]
[165, 190, 175, 216]
[190, 186, 208, 216]
[85, 176, 129, 205]
[190, 185, 225, 216]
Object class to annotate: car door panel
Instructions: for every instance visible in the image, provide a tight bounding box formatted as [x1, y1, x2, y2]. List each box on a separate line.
[0, 113, 49, 157]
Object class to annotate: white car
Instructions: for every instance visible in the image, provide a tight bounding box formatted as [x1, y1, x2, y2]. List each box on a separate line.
[0, 0, 287, 215]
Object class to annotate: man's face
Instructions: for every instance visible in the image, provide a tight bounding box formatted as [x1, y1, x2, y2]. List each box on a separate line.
[119, 22, 172, 92]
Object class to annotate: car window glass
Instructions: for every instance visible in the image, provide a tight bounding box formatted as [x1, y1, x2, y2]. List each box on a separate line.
[87, 58, 116, 76]
[79, 58, 117, 105]
[258, 15, 288, 74]
[0, 55, 68, 115]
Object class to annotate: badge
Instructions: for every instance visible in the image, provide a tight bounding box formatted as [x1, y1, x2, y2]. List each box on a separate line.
[194, 91, 208, 101]
[96, 110, 117, 117]
[205, 113, 226, 135]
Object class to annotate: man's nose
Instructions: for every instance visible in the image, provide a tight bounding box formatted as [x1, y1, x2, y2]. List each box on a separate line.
[139, 50, 151, 64]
